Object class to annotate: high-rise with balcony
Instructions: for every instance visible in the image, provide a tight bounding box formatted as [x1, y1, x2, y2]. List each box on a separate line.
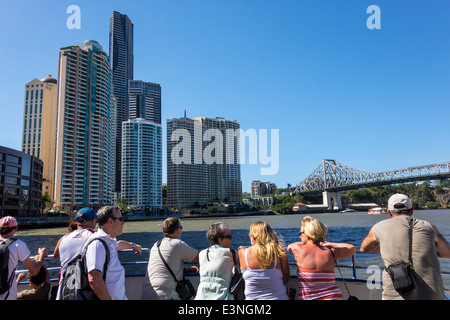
[54, 40, 116, 209]
[167, 116, 208, 208]
[121, 118, 162, 208]
[121, 80, 162, 208]
[21, 75, 58, 197]
[194, 117, 242, 204]
[167, 116, 242, 209]
[109, 11, 134, 192]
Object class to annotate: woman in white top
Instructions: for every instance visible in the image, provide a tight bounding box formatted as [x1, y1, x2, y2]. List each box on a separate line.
[238, 221, 290, 300]
[195, 222, 235, 300]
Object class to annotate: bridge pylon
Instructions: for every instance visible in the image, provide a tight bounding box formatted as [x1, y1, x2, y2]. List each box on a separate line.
[323, 191, 342, 211]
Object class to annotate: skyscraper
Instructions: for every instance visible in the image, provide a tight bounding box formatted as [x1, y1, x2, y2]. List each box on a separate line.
[166, 116, 242, 209]
[54, 40, 116, 209]
[109, 11, 134, 192]
[194, 117, 242, 204]
[128, 80, 161, 124]
[167, 116, 209, 208]
[121, 118, 162, 208]
[21, 75, 58, 197]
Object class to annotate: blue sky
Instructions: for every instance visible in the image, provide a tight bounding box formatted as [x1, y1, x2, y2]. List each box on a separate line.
[1, 0, 449, 193]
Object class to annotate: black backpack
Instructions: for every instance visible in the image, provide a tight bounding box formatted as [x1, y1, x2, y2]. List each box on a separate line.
[60, 237, 110, 300]
[0, 238, 17, 297]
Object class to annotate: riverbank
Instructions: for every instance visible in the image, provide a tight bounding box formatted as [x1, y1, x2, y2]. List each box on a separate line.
[15, 208, 448, 229]
[15, 210, 274, 229]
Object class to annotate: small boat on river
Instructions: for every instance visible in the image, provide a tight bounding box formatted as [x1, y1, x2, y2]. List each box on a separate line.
[368, 207, 387, 214]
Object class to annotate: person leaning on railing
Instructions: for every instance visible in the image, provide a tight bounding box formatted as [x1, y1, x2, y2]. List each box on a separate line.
[360, 193, 450, 300]
[238, 221, 290, 300]
[195, 222, 235, 300]
[141, 217, 199, 300]
[288, 216, 356, 300]
[0, 216, 48, 300]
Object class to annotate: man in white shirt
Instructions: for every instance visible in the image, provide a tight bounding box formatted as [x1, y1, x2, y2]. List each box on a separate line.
[85, 206, 142, 300]
[54, 207, 97, 300]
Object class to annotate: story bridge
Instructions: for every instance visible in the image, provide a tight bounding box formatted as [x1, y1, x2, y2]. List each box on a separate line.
[291, 160, 450, 210]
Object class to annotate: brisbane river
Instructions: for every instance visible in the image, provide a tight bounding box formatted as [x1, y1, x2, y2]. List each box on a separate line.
[16, 209, 450, 287]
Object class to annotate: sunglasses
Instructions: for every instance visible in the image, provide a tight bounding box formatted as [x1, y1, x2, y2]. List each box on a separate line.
[221, 234, 233, 239]
[298, 231, 304, 236]
[112, 216, 124, 222]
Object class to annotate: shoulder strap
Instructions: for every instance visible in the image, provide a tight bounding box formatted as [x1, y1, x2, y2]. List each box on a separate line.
[157, 239, 181, 283]
[327, 247, 351, 296]
[84, 238, 110, 281]
[1, 238, 18, 299]
[243, 248, 251, 270]
[230, 248, 237, 266]
[408, 217, 414, 268]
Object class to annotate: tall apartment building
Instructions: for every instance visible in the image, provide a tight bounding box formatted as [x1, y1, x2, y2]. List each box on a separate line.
[167, 117, 208, 208]
[167, 116, 242, 209]
[121, 118, 162, 208]
[21, 75, 58, 197]
[109, 11, 134, 192]
[193, 117, 242, 204]
[54, 40, 116, 209]
[251, 180, 277, 197]
[128, 80, 161, 124]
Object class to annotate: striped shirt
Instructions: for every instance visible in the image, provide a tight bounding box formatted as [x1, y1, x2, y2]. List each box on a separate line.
[297, 268, 342, 300]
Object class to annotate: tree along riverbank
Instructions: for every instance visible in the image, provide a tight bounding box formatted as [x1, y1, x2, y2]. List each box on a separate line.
[256, 181, 450, 214]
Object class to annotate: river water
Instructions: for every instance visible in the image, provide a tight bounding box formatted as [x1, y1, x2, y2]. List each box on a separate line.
[15, 209, 450, 287]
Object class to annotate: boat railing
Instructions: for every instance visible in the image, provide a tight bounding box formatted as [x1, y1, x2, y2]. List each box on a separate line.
[16, 249, 450, 277]
[15, 249, 450, 298]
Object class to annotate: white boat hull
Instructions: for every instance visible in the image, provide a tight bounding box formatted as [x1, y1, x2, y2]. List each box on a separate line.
[123, 274, 383, 300]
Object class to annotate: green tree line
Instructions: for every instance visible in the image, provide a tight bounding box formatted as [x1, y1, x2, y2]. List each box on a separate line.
[252, 181, 450, 213]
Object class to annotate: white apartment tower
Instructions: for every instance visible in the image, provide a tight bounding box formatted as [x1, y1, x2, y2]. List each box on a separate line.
[121, 118, 162, 208]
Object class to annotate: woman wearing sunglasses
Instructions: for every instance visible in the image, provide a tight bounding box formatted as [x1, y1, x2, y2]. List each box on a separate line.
[195, 222, 235, 300]
[287, 216, 356, 300]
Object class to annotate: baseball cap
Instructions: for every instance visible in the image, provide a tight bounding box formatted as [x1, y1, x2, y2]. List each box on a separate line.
[75, 207, 97, 222]
[0, 216, 18, 229]
[388, 193, 413, 212]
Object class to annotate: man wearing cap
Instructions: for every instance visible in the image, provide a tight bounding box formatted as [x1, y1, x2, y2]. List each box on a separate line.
[54, 207, 97, 300]
[0, 216, 48, 300]
[360, 193, 450, 300]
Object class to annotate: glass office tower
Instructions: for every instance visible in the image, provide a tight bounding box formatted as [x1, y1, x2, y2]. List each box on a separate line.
[109, 10, 134, 192]
[128, 80, 161, 124]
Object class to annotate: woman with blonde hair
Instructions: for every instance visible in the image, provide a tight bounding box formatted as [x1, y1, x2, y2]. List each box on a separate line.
[238, 221, 290, 300]
[287, 216, 356, 300]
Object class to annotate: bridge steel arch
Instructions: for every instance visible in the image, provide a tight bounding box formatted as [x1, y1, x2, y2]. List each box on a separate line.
[293, 160, 450, 195]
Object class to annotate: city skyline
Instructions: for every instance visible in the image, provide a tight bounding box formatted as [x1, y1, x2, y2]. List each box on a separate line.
[1, 1, 450, 193]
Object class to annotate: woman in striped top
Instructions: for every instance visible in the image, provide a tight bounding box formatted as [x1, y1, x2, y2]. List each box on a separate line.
[287, 216, 356, 300]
